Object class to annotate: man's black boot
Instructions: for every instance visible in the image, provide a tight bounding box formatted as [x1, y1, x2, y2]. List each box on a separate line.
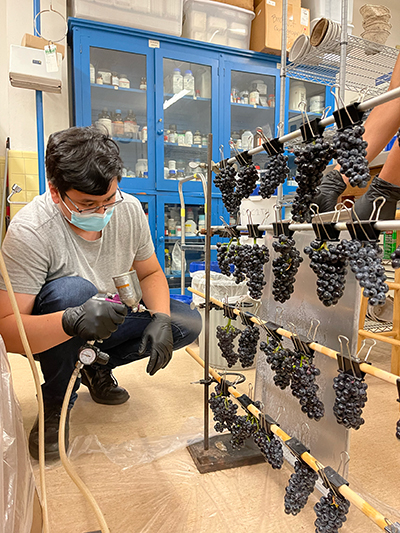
[29, 405, 69, 461]
[313, 170, 347, 213]
[80, 366, 130, 405]
[354, 175, 400, 220]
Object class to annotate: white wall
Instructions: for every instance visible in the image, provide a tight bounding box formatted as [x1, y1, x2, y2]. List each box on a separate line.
[352, 0, 400, 48]
[0, 0, 70, 157]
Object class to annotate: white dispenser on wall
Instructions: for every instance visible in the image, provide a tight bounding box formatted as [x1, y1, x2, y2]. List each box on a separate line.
[9, 45, 62, 93]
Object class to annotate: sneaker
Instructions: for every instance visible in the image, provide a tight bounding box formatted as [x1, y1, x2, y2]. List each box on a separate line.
[29, 405, 69, 461]
[80, 366, 130, 405]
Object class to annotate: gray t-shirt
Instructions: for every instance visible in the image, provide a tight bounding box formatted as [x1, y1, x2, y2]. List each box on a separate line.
[0, 191, 155, 295]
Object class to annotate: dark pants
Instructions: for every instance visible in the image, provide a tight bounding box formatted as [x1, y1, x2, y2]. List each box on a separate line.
[32, 277, 202, 409]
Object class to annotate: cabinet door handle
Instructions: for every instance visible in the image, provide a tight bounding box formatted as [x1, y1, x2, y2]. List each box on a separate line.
[157, 129, 164, 135]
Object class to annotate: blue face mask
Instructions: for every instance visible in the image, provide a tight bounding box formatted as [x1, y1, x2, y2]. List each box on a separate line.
[60, 197, 115, 232]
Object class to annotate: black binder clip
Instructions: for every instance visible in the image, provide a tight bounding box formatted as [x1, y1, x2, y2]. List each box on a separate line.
[273, 204, 294, 238]
[215, 216, 241, 239]
[218, 158, 231, 171]
[337, 336, 374, 380]
[198, 301, 221, 311]
[288, 319, 319, 358]
[319, 465, 349, 496]
[397, 378, 400, 405]
[223, 302, 237, 320]
[235, 150, 252, 166]
[346, 197, 385, 243]
[262, 136, 284, 156]
[300, 117, 324, 142]
[259, 412, 279, 437]
[239, 310, 255, 327]
[285, 437, 310, 461]
[310, 203, 341, 242]
[261, 321, 283, 341]
[333, 102, 364, 130]
[247, 223, 264, 239]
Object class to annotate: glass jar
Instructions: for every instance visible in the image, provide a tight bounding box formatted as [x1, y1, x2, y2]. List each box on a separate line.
[240, 90, 249, 104]
[112, 109, 124, 137]
[141, 126, 147, 142]
[184, 130, 193, 146]
[168, 125, 177, 143]
[249, 89, 260, 106]
[231, 87, 239, 103]
[177, 132, 185, 146]
[193, 130, 201, 145]
[98, 68, 111, 85]
[90, 64, 95, 84]
[96, 73, 103, 85]
[119, 74, 130, 89]
[111, 72, 119, 87]
[201, 135, 207, 146]
[139, 76, 147, 90]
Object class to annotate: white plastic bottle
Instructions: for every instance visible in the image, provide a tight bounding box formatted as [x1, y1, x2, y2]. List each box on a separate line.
[172, 68, 183, 94]
[183, 70, 195, 96]
[97, 108, 112, 136]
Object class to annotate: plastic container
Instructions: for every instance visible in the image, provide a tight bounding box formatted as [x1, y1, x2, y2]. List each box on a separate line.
[182, 0, 255, 50]
[70, 0, 183, 36]
[172, 68, 183, 94]
[183, 70, 195, 96]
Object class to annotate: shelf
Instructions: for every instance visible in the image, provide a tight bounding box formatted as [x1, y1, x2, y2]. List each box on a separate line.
[231, 102, 275, 110]
[165, 235, 204, 240]
[91, 83, 146, 94]
[164, 142, 208, 149]
[113, 137, 147, 144]
[164, 93, 210, 102]
[286, 34, 399, 97]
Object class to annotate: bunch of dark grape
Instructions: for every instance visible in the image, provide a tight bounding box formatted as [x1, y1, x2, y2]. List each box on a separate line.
[290, 352, 325, 421]
[238, 324, 260, 368]
[228, 241, 247, 284]
[253, 428, 284, 469]
[230, 414, 257, 449]
[260, 337, 295, 390]
[216, 242, 233, 277]
[304, 240, 349, 307]
[333, 124, 370, 188]
[396, 419, 400, 440]
[341, 239, 388, 306]
[216, 322, 241, 368]
[391, 246, 400, 269]
[214, 165, 241, 215]
[284, 459, 319, 515]
[209, 383, 239, 433]
[259, 152, 290, 199]
[333, 372, 368, 430]
[240, 242, 270, 299]
[291, 136, 337, 222]
[272, 234, 303, 302]
[236, 163, 259, 199]
[314, 489, 350, 533]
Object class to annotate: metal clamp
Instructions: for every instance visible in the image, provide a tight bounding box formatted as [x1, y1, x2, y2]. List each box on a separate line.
[239, 310, 255, 327]
[290, 333, 314, 358]
[311, 221, 341, 242]
[396, 378, 400, 404]
[300, 117, 324, 142]
[215, 225, 241, 239]
[247, 223, 264, 239]
[263, 321, 283, 341]
[272, 221, 294, 238]
[337, 336, 373, 380]
[319, 465, 349, 496]
[262, 136, 284, 156]
[385, 521, 400, 533]
[223, 303, 237, 320]
[285, 437, 310, 461]
[346, 220, 381, 243]
[199, 301, 221, 311]
[235, 150, 252, 166]
[333, 102, 364, 130]
[259, 413, 279, 436]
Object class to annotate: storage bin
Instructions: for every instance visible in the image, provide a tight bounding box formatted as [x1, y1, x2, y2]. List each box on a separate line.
[182, 0, 255, 49]
[70, 0, 183, 36]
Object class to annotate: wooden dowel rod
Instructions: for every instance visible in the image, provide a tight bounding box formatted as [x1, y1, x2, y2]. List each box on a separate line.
[189, 288, 400, 386]
[387, 282, 400, 290]
[185, 346, 389, 530]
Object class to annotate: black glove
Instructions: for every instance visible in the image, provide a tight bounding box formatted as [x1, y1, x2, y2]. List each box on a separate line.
[62, 297, 127, 341]
[138, 313, 173, 376]
[313, 170, 347, 213]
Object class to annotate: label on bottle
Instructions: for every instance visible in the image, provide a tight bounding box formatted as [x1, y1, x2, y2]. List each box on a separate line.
[119, 78, 130, 88]
[124, 120, 135, 135]
[113, 121, 124, 137]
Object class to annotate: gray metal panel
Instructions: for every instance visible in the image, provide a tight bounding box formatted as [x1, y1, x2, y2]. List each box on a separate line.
[255, 231, 361, 472]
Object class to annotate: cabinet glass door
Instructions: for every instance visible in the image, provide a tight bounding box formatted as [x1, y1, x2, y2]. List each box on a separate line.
[155, 49, 219, 192]
[90, 47, 151, 186]
[229, 69, 278, 171]
[286, 79, 328, 133]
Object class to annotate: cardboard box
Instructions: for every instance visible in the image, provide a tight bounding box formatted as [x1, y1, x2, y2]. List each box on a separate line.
[250, 0, 310, 56]
[21, 33, 65, 59]
[212, 0, 254, 11]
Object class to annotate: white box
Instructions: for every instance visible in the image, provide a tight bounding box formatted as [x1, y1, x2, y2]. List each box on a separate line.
[301, 0, 354, 25]
[182, 0, 255, 50]
[69, 0, 183, 36]
[9, 45, 62, 93]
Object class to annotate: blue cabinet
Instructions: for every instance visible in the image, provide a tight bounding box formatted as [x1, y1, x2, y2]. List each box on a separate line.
[69, 18, 333, 286]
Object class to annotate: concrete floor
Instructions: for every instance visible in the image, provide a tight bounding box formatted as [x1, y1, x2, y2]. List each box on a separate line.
[7, 338, 400, 533]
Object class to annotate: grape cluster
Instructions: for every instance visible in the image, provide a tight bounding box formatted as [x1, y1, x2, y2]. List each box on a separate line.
[272, 234, 303, 303]
[341, 239, 388, 306]
[284, 459, 319, 515]
[216, 323, 241, 368]
[333, 372, 368, 430]
[209, 383, 239, 433]
[304, 240, 349, 307]
[314, 490, 350, 533]
[334, 124, 370, 188]
[259, 153, 290, 199]
[236, 163, 259, 199]
[238, 324, 260, 368]
[230, 414, 257, 449]
[214, 165, 241, 215]
[391, 246, 400, 269]
[260, 338, 294, 390]
[290, 352, 325, 421]
[216, 240, 270, 300]
[291, 137, 337, 223]
[253, 428, 283, 469]
[396, 419, 400, 440]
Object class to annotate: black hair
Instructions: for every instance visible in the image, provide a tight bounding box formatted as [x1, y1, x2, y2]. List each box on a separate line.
[45, 126, 123, 196]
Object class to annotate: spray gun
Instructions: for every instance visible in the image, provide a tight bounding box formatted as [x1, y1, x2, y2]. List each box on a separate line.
[77, 270, 146, 367]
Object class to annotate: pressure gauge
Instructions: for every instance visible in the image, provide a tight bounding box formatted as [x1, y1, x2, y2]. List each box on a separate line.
[78, 345, 97, 365]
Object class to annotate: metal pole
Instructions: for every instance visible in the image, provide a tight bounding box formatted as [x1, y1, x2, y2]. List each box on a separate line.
[0, 138, 10, 243]
[339, 0, 348, 98]
[203, 133, 213, 451]
[224, 85, 400, 165]
[34, 0, 46, 194]
[277, 0, 288, 205]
